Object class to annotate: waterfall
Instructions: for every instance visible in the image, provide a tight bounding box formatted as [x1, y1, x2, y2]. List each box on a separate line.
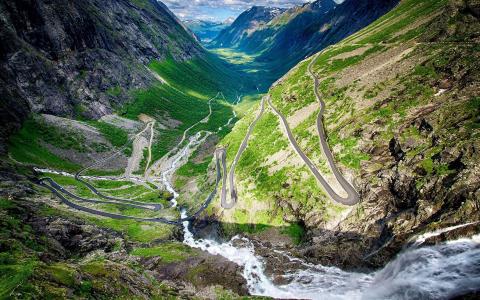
[181, 215, 480, 300]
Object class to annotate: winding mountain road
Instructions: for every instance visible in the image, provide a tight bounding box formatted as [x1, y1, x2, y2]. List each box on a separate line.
[38, 147, 224, 225]
[219, 53, 359, 208]
[219, 95, 266, 209]
[39, 50, 359, 225]
[37, 93, 229, 225]
[267, 54, 359, 206]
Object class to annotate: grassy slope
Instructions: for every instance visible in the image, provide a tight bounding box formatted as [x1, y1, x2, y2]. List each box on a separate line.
[213, 0, 479, 235]
[9, 51, 253, 170]
[121, 55, 254, 163]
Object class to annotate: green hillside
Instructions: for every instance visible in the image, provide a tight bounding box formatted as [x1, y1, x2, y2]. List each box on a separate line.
[207, 0, 480, 258]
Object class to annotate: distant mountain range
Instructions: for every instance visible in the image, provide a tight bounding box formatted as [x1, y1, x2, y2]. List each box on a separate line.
[212, 6, 286, 48]
[183, 20, 230, 43]
[211, 0, 400, 79]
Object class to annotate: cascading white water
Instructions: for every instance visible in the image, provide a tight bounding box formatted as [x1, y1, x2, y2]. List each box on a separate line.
[159, 132, 210, 208]
[363, 235, 480, 299]
[181, 210, 293, 297]
[182, 213, 480, 300]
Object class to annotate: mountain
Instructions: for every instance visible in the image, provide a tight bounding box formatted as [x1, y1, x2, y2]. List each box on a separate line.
[0, 0, 255, 297]
[212, 0, 400, 82]
[199, 0, 480, 269]
[223, 16, 236, 25]
[1, 0, 479, 298]
[212, 6, 286, 48]
[184, 20, 229, 43]
[0, 0, 253, 153]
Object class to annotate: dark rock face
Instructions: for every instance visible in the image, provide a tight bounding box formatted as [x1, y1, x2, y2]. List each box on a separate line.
[0, 0, 204, 138]
[0, 80, 30, 154]
[31, 217, 119, 258]
[389, 138, 405, 162]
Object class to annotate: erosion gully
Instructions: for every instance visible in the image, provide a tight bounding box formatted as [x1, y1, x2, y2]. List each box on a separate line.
[37, 89, 479, 299]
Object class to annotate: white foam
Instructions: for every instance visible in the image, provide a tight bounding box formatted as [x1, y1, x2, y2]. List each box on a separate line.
[182, 214, 480, 300]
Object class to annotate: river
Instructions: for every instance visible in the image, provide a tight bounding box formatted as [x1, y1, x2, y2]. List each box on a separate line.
[182, 212, 480, 299]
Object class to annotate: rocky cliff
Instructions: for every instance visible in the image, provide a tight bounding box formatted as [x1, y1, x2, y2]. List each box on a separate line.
[0, 0, 209, 152]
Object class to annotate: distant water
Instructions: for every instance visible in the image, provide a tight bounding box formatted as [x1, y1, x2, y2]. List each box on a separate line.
[182, 213, 480, 300]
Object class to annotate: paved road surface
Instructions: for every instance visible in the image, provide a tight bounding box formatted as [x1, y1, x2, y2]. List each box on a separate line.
[219, 96, 266, 209]
[38, 148, 224, 225]
[267, 54, 359, 206]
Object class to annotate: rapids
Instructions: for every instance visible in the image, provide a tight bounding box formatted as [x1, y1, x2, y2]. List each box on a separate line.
[182, 213, 480, 300]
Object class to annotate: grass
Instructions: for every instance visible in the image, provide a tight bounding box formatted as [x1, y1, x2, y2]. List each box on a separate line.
[88, 121, 129, 148]
[8, 115, 132, 172]
[281, 223, 305, 245]
[131, 242, 198, 262]
[41, 204, 175, 243]
[9, 117, 80, 172]
[107, 86, 122, 97]
[176, 155, 212, 177]
[37, 174, 176, 242]
[0, 262, 36, 298]
[121, 57, 244, 162]
[44, 263, 77, 287]
[0, 198, 40, 298]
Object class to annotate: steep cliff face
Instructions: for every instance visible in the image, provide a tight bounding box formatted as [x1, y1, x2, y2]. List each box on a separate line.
[0, 0, 204, 135]
[254, 0, 399, 72]
[212, 6, 285, 48]
[210, 0, 480, 268]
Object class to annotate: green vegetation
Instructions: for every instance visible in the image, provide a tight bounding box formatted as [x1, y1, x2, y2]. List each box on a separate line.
[43, 263, 77, 287]
[40, 201, 174, 243]
[8, 115, 132, 172]
[88, 121, 129, 148]
[0, 198, 40, 298]
[0, 261, 36, 298]
[36, 173, 176, 242]
[9, 117, 81, 172]
[281, 223, 305, 245]
[106, 86, 123, 97]
[177, 155, 212, 177]
[131, 242, 198, 262]
[121, 57, 247, 162]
